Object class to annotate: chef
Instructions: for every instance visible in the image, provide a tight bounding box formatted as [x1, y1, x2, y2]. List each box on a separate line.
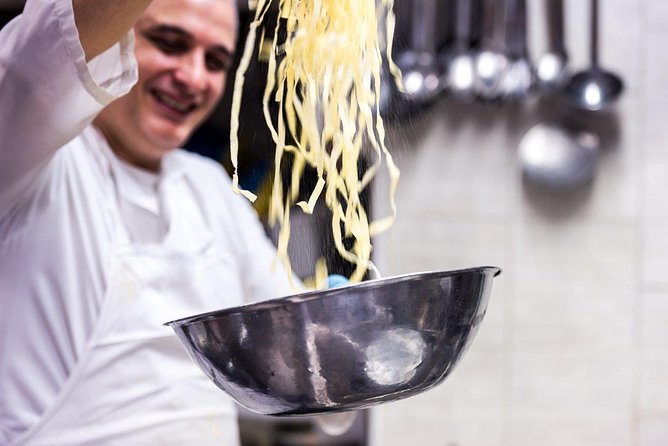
[0, 0, 298, 444]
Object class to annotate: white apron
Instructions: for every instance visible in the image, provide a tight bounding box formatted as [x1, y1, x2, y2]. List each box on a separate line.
[13, 180, 244, 445]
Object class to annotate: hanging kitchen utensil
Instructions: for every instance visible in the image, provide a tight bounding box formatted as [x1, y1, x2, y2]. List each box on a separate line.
[536, 0, 569, 92]
[518, 121, 600, 189]
[497, 0, 534, 101]
[396, 0, 446, 103]
[474, 0, 510, 101]
[443, 0, 477, 102]
[563, 0, 623, 111]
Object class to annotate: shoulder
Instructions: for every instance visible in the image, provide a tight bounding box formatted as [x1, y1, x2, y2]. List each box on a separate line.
[0, 129, 112, 234]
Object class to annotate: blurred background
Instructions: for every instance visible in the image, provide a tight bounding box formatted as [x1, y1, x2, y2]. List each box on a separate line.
[2, 0, 667, 445]
[370, 1, 666, 446]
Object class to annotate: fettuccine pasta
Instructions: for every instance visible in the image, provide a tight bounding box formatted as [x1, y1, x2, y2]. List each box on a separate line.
[230, 0, 401, 284]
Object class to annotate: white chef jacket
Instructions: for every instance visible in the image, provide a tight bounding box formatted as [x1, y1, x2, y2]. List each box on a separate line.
[0, 0, 295, 444]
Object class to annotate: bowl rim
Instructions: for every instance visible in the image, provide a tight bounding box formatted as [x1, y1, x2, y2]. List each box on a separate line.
[164, 265, 501, 328]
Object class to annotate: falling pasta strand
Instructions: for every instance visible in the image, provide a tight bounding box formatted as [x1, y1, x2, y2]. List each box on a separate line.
[230, 0, 401, 284]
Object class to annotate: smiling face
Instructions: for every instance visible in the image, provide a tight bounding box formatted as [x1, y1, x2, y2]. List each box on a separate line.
[94, 0, 237, 171]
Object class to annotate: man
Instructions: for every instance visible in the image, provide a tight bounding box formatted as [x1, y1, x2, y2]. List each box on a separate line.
[0, 0, 295, 444]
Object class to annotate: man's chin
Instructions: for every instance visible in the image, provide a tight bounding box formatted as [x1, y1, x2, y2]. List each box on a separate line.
[148, 126, 194, 150]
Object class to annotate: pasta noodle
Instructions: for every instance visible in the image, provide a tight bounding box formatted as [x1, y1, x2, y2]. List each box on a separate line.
[230, 0, 401, 284]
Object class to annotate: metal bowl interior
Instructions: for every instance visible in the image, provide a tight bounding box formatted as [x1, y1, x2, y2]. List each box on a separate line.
[165, 266, 501, 416]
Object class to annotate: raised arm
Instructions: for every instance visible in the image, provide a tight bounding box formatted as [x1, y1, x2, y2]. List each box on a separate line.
[73, 0, 152, 61]
[0, 0, 151, 214]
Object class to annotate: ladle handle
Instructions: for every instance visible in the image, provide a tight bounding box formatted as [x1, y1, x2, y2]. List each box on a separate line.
[411, 0, 438, 53]
[469, 0, 483, 48]
[546, 0, 566, 56]
[479, 0, 498, 50]
[505, 0, 528, 59]
[453, 0, 472, 51]
[494, 0, 509, 52]
[590, 0, 599, 67]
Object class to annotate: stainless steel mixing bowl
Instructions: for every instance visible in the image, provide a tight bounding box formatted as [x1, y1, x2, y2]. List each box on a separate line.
[165, 266, 501, 416]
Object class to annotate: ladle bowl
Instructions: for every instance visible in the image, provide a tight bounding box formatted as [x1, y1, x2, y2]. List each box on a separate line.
[397, 51, 445, 103]
[474, 50, 509, 100]
[519, 123, 600, 189]
[165, 266, 501, 416]
[563, 68, 624, 112]
[447, 53, 477, 101]
[536, 51, 568, 91]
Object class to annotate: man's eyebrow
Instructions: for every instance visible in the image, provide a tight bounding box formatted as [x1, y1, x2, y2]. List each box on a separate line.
[146, 24, 192, 40]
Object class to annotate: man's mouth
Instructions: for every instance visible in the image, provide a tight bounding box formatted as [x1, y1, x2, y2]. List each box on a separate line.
[151, 90, 198, 115]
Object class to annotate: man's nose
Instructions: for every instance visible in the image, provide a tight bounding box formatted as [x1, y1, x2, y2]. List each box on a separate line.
[174, 51, 207, 92]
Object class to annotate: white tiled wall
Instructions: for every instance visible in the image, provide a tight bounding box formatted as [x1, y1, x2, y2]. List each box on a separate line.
[369, 0, 667, 445]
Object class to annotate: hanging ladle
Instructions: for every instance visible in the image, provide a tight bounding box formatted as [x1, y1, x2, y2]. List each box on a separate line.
[474, 0, 509, 101]
[497, 0, 533, 101]
[396, 0, 445, 103]
[518, 122, 600, 190]
[536, 0, 569, 92]
[444, 0, 477, 102]
[563, 0, 624, 111]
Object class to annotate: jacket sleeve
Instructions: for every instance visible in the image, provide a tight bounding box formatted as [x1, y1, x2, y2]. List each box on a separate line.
[0, 0, 137, 215]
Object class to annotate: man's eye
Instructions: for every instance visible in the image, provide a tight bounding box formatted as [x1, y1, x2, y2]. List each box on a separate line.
[150, 36, 188, 54]
[206, 55, 230, 72]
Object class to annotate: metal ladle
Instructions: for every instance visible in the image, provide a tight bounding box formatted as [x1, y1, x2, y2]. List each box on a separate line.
[518, 122, 600, 190]
[444, 0, 477, 102]
[536, 0, 569, 91]
[497, 0, 533, 101]
[396, 0, 445, 103]
[473, 0, 509, 101]
[563, 0, 624, 111]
